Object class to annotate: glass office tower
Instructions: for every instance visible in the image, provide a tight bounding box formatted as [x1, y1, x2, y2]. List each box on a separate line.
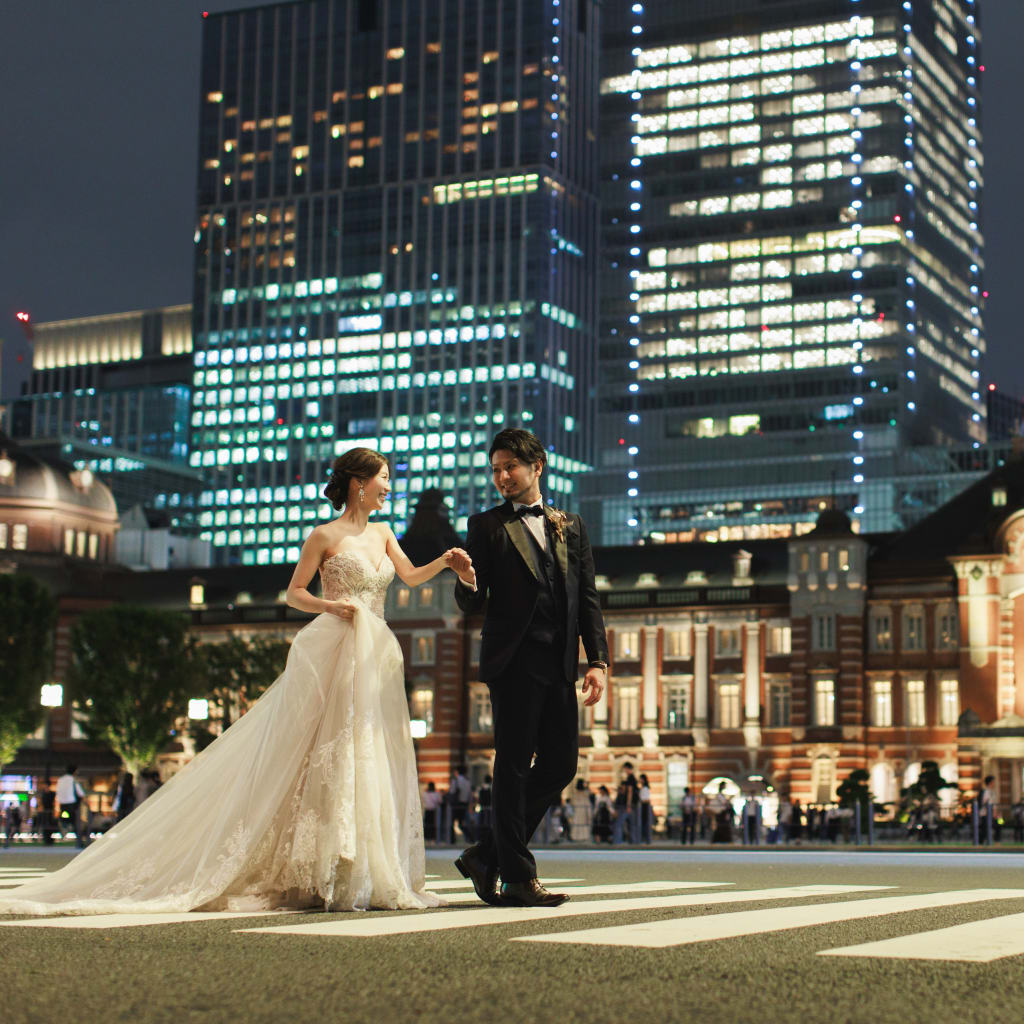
[8, 305, 201, 516]
[586, 0, 984, 545]
[191, 0, 599, 565]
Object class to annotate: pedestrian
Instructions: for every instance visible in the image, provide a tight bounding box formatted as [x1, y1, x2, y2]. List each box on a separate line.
[476, 775, 493, 836]
[593, 785, 613, 843]
[113, 772, 135, 822]
[38, 782, 56, 845]
[569, 778, 592, 842]
[710, 782, 733, 843]
[1012, 799, 1024, 843]
[422, 781, 442, 841]
[681, 786, 697, 845]
[638, 773, 654, 844]
[790, 798, 803, 843]
[3, 801, 22, 847]
[979, 775, 998, 843]
[448, 765, 473, 844]
[56, 765, 86, 848]
[612, 762, 640, 844]
[777, 793, 793, 844]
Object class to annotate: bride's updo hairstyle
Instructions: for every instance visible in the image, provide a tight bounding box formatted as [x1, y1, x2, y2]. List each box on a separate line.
[324, 447, 389, 511]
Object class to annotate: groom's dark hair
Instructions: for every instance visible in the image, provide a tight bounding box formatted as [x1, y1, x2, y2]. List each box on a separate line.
[488, 428, 546, 468]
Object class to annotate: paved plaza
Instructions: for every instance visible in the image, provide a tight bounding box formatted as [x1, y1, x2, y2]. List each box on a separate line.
[2, 847, 1023, 1023]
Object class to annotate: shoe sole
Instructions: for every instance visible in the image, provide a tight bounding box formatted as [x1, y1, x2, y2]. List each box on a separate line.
[500, 893, 570, 908]
[454, 856, 502, 906]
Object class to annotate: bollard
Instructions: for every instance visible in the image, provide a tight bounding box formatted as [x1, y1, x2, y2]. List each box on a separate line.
[754, 801, 762, 846]
[972, 799, 979, 846]
[867, 803, 874, 846]
[986, 803, 994, 846]
[854, 802, 861, 846]
[741, 803, 749, 845]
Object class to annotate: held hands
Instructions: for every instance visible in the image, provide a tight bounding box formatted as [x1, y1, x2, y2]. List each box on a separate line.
[581, 666, 605, 707]
[444, 547, 476, 589]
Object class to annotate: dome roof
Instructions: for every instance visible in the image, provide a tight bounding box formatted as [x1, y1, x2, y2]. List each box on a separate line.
[0, 435, 117, 517]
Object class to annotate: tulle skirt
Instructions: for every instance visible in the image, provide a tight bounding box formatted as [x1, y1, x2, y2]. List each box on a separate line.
[0, 603, 441, 915]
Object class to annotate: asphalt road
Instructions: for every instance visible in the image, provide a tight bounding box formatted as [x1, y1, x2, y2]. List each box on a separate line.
[2, 846, 1023, 1024]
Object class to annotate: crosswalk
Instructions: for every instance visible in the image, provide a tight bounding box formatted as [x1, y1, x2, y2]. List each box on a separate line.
[3, 866, 1024, 962]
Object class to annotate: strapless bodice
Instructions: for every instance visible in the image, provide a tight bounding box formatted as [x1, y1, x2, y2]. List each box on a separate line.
[319, 551, 395, 618]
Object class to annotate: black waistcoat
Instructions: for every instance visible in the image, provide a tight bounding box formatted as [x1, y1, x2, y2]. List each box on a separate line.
[523, 522, 567, 646]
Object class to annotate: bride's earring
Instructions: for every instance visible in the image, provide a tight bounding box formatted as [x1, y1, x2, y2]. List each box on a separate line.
[358, 484, 365, 506]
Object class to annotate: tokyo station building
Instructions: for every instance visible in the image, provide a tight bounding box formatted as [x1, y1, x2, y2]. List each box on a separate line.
[12, 449, 1024, 822]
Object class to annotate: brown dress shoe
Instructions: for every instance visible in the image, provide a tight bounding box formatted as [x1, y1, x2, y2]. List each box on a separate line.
[454, 846, 501, 906]
[500, 878, 570, 908]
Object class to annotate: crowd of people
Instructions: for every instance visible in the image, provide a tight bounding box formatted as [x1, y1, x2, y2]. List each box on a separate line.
[420, 768, 1024, 847]
[0, 765, 163, 849]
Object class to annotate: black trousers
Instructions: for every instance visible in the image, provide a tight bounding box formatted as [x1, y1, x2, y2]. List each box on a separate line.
[477, 639, 579, 883]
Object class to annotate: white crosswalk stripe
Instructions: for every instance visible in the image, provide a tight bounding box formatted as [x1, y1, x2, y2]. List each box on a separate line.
[516, 888, 1024, 949]
[438, 880, 724, 905]
[237, 884, 878, 938]
[424, 878, 583, 892]
[819, 911, 1024, 963]
[0, 911, 301, 930]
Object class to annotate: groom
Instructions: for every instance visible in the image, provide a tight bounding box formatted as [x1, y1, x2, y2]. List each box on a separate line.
[454, 428, 608, 907]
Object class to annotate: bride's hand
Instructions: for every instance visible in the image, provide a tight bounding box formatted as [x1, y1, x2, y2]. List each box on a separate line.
[444, 548, 476, 587]
[326, 599, 357, 621]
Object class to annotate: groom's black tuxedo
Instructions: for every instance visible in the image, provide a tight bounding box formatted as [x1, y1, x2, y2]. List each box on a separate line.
[454, 502, 609, 681]
[454, 500, 608, 884]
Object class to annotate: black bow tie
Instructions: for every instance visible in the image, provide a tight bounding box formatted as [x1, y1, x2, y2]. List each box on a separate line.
[515, 505, 545, 519]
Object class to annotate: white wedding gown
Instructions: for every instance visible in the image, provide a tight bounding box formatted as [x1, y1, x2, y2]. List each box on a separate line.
[0, 552, 441, 916]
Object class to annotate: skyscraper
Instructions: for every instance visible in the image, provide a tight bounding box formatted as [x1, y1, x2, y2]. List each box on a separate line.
[8, 305, 201, 517]
[191, 0, 600, 566]
[586, 0, 984, 545]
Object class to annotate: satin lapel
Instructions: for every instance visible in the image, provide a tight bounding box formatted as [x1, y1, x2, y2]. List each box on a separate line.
[502, 516, 541, 581]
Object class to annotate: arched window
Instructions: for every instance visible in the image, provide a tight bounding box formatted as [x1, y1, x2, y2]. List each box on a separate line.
[903, 761, 921, 789]
[811, 755, 836, 804]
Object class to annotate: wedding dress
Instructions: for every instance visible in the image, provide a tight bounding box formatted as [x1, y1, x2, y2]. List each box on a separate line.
[0, 552, 441, 915]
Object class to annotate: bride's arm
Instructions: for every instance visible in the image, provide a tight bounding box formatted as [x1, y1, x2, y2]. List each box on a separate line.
[286, 529, 350, 616]
[384, 527, 476, 588]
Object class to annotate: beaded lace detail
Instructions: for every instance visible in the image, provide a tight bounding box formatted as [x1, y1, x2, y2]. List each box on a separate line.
[319, 551, 394, 619]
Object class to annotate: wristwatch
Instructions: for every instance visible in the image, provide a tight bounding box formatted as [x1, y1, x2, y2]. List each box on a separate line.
[588, 660, 608, 671]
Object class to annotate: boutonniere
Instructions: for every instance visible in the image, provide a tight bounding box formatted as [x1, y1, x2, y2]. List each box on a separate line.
[543, 506, 570, 542]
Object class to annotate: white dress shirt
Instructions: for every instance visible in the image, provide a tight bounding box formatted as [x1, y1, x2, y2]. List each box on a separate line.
[513, 501, 549, 554]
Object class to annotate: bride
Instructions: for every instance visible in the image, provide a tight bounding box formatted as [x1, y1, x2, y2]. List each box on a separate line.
[0, 448, 476, 916]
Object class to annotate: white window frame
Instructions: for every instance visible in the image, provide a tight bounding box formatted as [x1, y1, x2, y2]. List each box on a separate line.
[938, 676, 960, 726]
[716, 678, 742, 729]
[872, 679, 892, 727]
[613, 677, 641, 730]
[905, 677, 927, 727]
[903, 605, 926, 652]
[811, 613, 835, 651]
[411, 631, 435, 666]
[662, 675, 690, 729]
[616, 630, 640, 660]
[814, 677, 836, 726]
[869, 607, 893, 652]
[767, 677, 791, 727]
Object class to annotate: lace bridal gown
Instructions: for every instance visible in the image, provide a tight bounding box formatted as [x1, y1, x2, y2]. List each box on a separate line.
[0, 552, 442, 916]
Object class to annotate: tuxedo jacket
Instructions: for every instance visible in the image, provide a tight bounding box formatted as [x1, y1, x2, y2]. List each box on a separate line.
[455, 502, 609, 684]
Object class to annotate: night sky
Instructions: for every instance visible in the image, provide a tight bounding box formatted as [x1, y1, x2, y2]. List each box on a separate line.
[2, 1, 1021, 397]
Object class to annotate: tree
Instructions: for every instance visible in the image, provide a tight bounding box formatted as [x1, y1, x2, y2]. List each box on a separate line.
[0, 575, 56, 768]
[194, 632, 291, 746]
[901, 760, 957, 812]
[66, 606, 202, 776]
[836, 768, 872, 817]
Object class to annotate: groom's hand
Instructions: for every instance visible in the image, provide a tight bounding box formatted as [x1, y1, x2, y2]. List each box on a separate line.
[582, 667, 605, 707]
[444, 548, 476, 588]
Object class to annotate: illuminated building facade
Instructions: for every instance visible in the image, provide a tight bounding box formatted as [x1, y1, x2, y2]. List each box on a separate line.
[7, 305, 201, 517]
[192, 0, 600, 566]
[586, 0, 985, 546]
